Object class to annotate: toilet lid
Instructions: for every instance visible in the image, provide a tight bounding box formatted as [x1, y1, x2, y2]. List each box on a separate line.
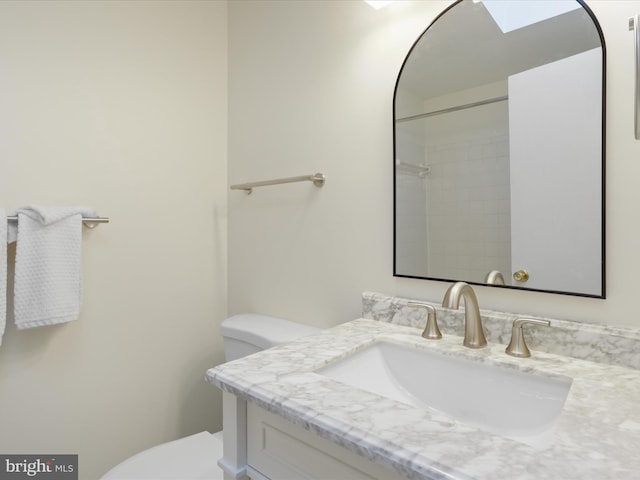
[101, 431, 223, 479]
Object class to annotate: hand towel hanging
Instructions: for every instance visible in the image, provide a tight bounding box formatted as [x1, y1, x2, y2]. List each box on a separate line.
[11, 206, 96, 329]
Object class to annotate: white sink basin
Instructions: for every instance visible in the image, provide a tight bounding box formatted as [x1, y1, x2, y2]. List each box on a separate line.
[316, 341, 572, 447]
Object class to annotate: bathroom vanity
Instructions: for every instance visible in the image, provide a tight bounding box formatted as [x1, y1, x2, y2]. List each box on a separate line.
[206, 292, 640, 480]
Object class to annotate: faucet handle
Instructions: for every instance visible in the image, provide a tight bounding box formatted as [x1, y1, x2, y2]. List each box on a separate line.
[408, 302, 442, 340]
[505, 318, 550, 358]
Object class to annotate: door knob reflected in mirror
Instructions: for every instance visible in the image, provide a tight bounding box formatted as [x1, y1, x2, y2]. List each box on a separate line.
[513, 270, 529, 283]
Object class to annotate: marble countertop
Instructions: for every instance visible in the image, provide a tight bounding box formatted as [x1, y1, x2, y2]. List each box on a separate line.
[206, 318, 640, 480]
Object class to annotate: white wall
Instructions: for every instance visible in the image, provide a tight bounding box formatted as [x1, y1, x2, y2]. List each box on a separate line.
[227, 0, 440, 325]
[228, 0, 640, 329]
[0, 1, 228, 478]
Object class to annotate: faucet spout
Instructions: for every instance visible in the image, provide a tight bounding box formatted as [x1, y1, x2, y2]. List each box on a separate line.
[442, 282, 487, 348]
[484, 270, 505, 285]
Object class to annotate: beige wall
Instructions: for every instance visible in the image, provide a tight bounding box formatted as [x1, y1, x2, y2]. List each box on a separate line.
[0, 0, 638, 478]
[227, 0, 640, 328]
[0, 1, 227, 478]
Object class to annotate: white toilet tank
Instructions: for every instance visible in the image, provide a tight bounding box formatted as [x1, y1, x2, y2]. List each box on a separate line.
[221, 313, 321, 361]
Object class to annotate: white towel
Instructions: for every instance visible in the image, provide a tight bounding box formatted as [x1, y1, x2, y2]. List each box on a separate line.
[0, 208, 6, 345]
[11, 206, 96, 330]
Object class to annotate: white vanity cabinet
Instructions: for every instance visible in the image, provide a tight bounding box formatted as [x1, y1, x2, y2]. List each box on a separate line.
[220, 392, 406, 480]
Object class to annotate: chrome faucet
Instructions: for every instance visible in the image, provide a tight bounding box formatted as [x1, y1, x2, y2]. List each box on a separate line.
[442, 282, 487, 348]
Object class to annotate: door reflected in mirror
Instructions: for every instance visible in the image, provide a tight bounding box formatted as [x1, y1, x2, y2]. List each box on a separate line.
[393, 0, 605, 297]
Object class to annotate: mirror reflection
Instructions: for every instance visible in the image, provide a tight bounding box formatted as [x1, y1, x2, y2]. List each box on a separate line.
[393, 0, 604, 297]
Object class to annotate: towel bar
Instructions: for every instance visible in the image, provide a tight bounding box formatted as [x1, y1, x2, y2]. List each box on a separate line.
[7, 216, 110, 228]
[230, 173, 326, 194]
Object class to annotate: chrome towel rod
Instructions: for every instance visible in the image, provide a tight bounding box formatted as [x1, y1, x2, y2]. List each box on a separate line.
[231, 173, 326, 194]
[7, 216, 110, 228]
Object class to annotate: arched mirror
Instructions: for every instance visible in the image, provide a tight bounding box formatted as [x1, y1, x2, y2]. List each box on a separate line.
[393, 0, 605, 298]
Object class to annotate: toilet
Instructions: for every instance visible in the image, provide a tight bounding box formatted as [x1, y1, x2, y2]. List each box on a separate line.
[101, 314, 321, 479]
